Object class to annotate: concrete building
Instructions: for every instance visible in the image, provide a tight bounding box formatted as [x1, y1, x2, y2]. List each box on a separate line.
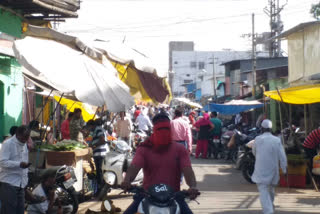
[171, 50, 254, 100]
[168, 41, 194, 89]
[223, 57, 288, 131]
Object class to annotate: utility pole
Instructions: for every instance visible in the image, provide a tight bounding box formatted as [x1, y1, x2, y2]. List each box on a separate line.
[252, 13, 257, 98]
[264, 0, 286, 57]
[212, 56, 217, 102]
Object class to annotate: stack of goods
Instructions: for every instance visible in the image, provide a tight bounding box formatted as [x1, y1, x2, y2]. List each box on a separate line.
[280, 154, 307, 188]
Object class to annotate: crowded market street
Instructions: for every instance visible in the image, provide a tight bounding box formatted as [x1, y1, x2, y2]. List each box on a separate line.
[78, 155, 320, 214]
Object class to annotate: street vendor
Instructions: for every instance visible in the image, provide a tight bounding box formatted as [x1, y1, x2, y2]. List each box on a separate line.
[69, 108, 85, 142]
[302, 128, 320, 163]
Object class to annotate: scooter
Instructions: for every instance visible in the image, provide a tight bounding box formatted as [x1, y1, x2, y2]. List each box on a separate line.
[125, 184, 200, 214]
[97, 140, 143, 200]
[26, 165, 79, 213]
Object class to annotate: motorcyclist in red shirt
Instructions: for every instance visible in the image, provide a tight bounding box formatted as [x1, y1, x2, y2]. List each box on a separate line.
[121, 113, 199, 214]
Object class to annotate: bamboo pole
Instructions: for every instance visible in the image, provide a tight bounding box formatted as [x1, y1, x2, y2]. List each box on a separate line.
[304, 105, 308, 138]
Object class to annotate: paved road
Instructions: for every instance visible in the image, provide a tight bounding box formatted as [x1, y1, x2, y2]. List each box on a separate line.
[78, 157, 320, 213]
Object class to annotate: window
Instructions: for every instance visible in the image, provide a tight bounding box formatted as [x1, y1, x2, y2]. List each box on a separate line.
[186, 74, 190, 77]
[174, 61, 178, 64]
[198, 61, 205, 69]
[190, 61, 197, 68]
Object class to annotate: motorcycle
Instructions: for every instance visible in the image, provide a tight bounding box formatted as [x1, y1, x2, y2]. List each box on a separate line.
[26, 165, 79, 213]
[240, 140, 256, 184]
[132, 129, 148, 151]
[235, 127, 259, 169]
[125, 184, 200, 214]
[97, 140, 143, 200]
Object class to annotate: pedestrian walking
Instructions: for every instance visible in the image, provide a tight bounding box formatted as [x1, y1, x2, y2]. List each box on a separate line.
[115, 111, 133, 145]
[194, 113, 214, 159]
[171, 109, 192, 153]
[0, 125, 31, 214]
[88, 119, 109, 195]
[252, 119, 287, 214]
[136, 110, 153, 135]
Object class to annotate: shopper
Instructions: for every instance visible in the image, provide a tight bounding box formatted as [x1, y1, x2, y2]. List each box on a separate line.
[193, 113, 214, 159]
[252, 119, 287, 214]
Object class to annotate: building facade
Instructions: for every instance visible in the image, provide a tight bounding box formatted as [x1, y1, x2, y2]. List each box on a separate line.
[171, 50, 253, 100]
[0, 9, 24, 140]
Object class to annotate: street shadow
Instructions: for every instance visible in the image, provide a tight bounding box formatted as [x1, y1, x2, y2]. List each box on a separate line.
[190, 156, 235, 166]
[296, 196, 320, 206]
[197, 173, 302, 194]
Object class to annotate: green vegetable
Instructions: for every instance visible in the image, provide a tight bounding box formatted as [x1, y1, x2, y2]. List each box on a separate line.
[39, 140, 86, 151]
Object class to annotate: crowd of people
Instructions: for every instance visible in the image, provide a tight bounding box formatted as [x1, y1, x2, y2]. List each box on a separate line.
[6, 102, 320, 214]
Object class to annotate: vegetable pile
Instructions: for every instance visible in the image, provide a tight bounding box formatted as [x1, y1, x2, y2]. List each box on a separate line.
[40, 140, 87, 151]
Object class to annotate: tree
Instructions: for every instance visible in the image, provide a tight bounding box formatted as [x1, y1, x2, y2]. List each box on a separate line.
[310, 2, 320, 20]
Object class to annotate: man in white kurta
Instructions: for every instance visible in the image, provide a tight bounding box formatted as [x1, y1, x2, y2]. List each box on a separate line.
[252, 119, 287, 214]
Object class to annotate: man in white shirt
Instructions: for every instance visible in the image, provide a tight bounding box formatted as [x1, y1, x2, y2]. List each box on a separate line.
[115, 111, 133, 144]
[252, 119, 287, 214]
[0, 125, 31, 214]
[136, 110, 153, 135]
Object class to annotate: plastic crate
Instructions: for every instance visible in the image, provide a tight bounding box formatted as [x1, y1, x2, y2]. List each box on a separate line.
[279, 174, 306, 188]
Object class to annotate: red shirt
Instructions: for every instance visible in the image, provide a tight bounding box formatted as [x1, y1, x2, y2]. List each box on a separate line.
[134, 110, 141, 120]
[303, 128, 320, 149]
[132, 142, 191, 192]
[61, 119, 70, 139]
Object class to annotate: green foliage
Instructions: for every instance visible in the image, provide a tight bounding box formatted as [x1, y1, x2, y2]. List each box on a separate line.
[39, 140, 87, 151]
[311, 2, 320, 20]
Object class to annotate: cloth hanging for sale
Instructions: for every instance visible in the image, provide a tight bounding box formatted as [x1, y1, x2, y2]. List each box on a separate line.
[264, 84, 320, 104]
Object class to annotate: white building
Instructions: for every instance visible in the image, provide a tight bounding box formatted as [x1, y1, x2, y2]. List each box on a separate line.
[171, 50, 253, 99]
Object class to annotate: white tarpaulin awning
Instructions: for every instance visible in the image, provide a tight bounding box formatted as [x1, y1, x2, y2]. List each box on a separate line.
[173, 97, 203, 109]
[13, 36, 135, 112]
[224, 100, 263, 105]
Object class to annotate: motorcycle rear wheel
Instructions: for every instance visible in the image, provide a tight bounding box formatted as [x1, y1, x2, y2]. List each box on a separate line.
[242, 162, 255, 184]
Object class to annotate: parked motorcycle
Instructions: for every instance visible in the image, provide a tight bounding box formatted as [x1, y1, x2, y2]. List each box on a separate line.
[26, 165, 79, 213]
[240, 140, 255, 184]
[97, 140, 143, 200]
[235, 127, 259, 169]
[125, 184, 200, 214]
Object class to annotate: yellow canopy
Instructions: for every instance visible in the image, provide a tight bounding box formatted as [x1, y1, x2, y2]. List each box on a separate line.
[54, 96, 96, 122]
[264, 84, 320, 104]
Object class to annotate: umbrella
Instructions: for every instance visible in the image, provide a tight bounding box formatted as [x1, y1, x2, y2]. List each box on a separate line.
[13, 36, 135, 112]
[92, 41, 171, 103]
[21, 25, 170, 104]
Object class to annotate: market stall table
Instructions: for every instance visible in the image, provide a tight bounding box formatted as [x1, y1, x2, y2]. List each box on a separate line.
[45, 147, 92, 191]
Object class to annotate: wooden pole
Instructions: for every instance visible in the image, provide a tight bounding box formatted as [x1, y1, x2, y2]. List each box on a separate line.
[304, 104, 308, 138]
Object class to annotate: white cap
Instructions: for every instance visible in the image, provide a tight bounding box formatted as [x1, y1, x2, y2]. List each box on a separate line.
[261, 119, 272, 129]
